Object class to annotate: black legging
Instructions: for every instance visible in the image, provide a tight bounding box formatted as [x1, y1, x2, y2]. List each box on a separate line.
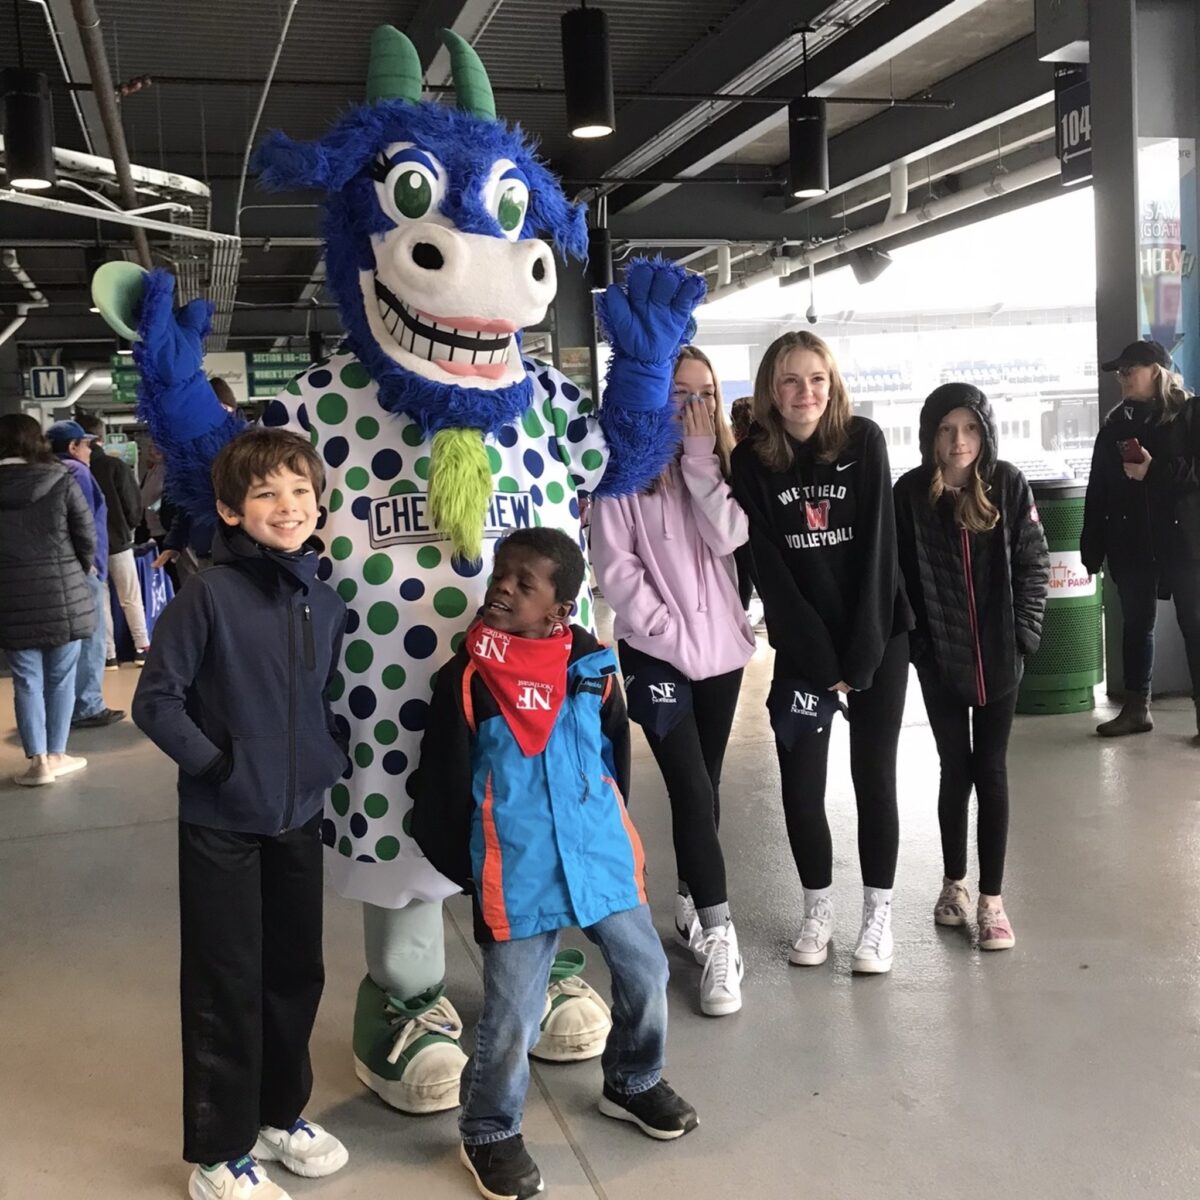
[776, 633, 909, 891]
[918, 673, 1017, 896]
[618, 641, 743, 910]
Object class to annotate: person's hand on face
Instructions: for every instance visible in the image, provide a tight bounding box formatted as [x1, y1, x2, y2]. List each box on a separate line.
[682, 396, 716, 439]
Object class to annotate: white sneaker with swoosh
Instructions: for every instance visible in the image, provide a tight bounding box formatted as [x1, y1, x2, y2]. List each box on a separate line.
[253, 1118, 348, 1178]
[188, 1156, 291, 1200]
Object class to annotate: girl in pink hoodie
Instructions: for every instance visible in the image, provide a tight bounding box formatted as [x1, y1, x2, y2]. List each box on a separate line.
[591, 346, 756, 1018]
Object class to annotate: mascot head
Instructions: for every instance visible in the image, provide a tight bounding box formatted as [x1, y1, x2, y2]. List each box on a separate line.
[253, 27, 588, 559]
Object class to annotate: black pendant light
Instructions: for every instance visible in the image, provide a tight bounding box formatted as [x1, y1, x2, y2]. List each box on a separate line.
[787, 30, 827, 199]
[587, 226, 613, 290]
[3, 3, 57, 191]
[562, 2, 615, 139]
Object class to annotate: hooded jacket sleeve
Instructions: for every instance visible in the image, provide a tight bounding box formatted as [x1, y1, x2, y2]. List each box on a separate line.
[589, 497, 672, 637]
[601, 673, 632, 804]
[730, 443, 842, 688]
[679, 436, 749, 557]
[1080, 432, 1109, 575]
[1146, 397, 1200, 495]
[64, 474, 97, 574]
[1010, 472, 1051, 656]
[893, 475, 935, 673]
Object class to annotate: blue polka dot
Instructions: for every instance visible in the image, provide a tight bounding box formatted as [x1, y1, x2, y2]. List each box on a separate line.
[351, 496, 372, 520]
[570, 473, 585, 490]
[452, 554, 483, 578]
[334, 714, 351, 741]
[538, 372, 556, 399]
[262, 400, 289, 427]
[404, 625, 438, 659]
[562, 382, 580, 403]
[349, 686, 377, 719]
[355, 854, 376, 863]
[399, 577, 425, 601]
[406, 772, 422, 800]
[317, 558, 333, 581]
[324, 437, 350, 468]
[382, 750, 409, 776]
[523, 448, 545, 478]
[569, 498, 580, 519]
[498, 425, 519, 448]
[548, 436, 567, 466]
[346, 612, 362, 638]
[309, 368, 333, 389]
[320, 819, 336, 846]
[316, 507, 328, 530]
[399, 699, 430, 732]
[372, 448, 403, 480]
[296, 402, 311, 431]
[529, 484, 543, 506]
[567, 417, 589, 444]
[349, 812, 368, 838]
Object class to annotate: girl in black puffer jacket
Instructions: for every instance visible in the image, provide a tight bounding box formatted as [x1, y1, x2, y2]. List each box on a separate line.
[894, 384, 1049, 952]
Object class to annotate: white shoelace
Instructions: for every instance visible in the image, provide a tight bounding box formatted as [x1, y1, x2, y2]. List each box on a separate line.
[545, 974, 612, 1021]
[799, 899, 834, 944]
[859, 903, 890, 955]
[386, 996, 463, 1064]
[699, 929, 733, 989]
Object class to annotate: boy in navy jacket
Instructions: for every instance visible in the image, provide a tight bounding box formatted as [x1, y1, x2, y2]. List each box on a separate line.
[133, 429, 350, 1200]
[413, 528, 698, 1200]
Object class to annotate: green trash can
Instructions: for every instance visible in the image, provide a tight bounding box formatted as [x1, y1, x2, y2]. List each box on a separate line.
[1015, 479, 1104, 715]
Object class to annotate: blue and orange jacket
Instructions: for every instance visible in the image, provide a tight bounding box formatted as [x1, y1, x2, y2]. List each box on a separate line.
[412, 626, 640, 943]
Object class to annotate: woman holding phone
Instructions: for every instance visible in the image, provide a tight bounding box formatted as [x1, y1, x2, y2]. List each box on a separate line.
[1080, 340, 1200, 738]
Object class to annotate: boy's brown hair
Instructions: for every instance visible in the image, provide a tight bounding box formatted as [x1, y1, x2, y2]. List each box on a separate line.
[211, 428, 325, 512]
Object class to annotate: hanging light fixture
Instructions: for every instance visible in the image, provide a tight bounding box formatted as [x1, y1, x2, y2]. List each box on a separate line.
[787, 29, 827, 199]
[562, 2, 615, 139]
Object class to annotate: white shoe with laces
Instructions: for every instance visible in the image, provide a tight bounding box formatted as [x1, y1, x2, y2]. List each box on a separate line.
[697, 922, 744, 1016]
[673, 892, 705, 964]
[188, 1156, 290, 1200]
[789, 896, 834, 966]
[253, 1117, 348, 1178]
[852, 891, 894, 974]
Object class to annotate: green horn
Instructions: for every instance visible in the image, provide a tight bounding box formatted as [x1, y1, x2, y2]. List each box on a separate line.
[367, 25, 422, 104]
[441, 27, 496, 119]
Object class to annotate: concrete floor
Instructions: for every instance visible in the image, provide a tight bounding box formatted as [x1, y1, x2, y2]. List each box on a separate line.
[3, 623, 1200, 1200]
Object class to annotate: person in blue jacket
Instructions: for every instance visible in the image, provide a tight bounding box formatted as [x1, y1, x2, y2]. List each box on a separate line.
[413, 528, 698, 1200]
[132, 428, 351, 1200]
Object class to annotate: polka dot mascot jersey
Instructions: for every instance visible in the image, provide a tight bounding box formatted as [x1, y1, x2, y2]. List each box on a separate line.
[262, 350, 607, 908]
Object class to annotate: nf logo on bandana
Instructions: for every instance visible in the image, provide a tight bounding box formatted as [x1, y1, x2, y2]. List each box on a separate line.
[804, 500, 831, 531]
[516, 682, 553, 711]
[473, 628, 511, 663]
[650, 682, 677, 703]
[792, 689, 819, 714]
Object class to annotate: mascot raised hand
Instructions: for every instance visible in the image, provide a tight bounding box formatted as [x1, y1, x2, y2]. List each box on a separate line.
[96, 26, 703, 1114]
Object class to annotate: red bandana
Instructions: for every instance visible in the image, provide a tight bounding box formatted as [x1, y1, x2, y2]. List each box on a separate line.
[465, 620, 574, 756]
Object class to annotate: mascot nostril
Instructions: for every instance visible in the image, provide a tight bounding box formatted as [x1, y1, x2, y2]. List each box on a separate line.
[532, 257, 546, 282]
[412, 242, 444, 271]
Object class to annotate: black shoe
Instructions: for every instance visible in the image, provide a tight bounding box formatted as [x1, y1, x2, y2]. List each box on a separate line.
[133, 649, 148, 666]
[104, 658, 119, 671]
[72, 707, 126, 729]
[599, 1080, 699, 1140]
[459, 1137, 543, 1200]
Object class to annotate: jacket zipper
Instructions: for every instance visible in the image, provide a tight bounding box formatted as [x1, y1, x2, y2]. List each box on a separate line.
[302, 603, 315, 670]
[960, 528, 987, 707]
[284, 603, 297, 832]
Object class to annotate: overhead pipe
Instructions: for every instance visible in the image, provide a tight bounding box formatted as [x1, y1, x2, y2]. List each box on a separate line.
[0, 248, 49, 346]
[65, 368, 111, 404]
[886, 160, 909, 219]
[26, 0, 94, 155]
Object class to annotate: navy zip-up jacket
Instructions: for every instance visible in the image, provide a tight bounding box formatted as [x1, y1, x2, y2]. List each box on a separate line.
[132, 524, 349, 834]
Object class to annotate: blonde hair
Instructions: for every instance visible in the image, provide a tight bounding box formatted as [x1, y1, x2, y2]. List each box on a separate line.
[928, 462, 999, 534]
[748, 331, 851, 470]
[1148, 365, 1191, 423]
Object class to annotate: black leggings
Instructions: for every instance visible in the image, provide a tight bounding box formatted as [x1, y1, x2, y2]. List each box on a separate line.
[776, 634, 909, 891]
[618, 642, 743, 910]
[919, 674, 1017, 896]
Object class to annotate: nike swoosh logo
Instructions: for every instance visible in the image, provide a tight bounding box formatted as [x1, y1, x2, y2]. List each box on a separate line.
[836, 461, 856, 472]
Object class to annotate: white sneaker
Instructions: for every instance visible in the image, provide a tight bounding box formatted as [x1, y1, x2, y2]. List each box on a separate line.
[789, 895, 834, 966]
[50, 754, 88, 778]
[697, 922, 744, 1016]
[188, 1157, 290, 1200]
[253, 1118, 348, 1178]
[673, 893, 704, 964]
[852, 892, 894, 974]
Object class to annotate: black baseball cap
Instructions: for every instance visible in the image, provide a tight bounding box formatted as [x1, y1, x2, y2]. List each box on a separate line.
[1101, 339, 1173, 372]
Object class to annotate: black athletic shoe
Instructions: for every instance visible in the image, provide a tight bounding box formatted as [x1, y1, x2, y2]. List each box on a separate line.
[71, 707, 126, 729]
[459, 1136, 544, 1200]
[598, 1080, 699, 1140]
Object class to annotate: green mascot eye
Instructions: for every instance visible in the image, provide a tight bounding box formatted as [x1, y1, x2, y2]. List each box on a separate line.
[394, 170, 433, 219]
[497, 185, 527, 233]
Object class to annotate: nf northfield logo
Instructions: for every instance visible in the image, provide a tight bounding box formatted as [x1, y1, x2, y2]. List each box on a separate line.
[473, 628, 511, 663]
[792, 689, 819, 714]
[515, 682, 553, 711]
[650, 682, 677, 704]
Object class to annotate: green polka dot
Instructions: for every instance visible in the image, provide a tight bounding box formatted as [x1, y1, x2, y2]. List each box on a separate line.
[286, 378, 302, 396]
[533, 509, 543, 527]
[552, 408, 568, 437]
[546, 481, 565, 504]
[346, 466, 369, 492]
[364, 792, 389, 819]
[450, 631, 466, 653]
[522, 407, 545, 438]
[390, 479, 418, 495]
[363, 554, 393, 585]
[416, 545, 442, 570]
[336, 578, 357, 603]
[578, 396, 595, 415]
[375, 836, 400, 861]
[345, 639, 374, 673]
[309, 426, 320, 448]
[356, 416, 379, 440]
[498, 476, 519, 493]
[415, 457, 431, 481]
[382, 664, 407, 690]
[402, 423, 424, 447]
[327, 670, 345, 702]
[328, 488, 344, 513]
[341, 361, 371, 389]
[316, 392, 347, 425]
[374, 720, 398, 746]
[579, 597, 591, 627]
[429, 670, 439, 692]
[330, 784, 350, 816]
[402, 810, 415, 837]
[355, 743, 374, 768]
[338, 837, 352, 857]
[434, 587, 468, 619]
[486, 446, 502, 473]
[543, 397, 554, 420]
[581, 448, 603, 471]
[368, 602, 399, 635]
[331, 536, 353, 561]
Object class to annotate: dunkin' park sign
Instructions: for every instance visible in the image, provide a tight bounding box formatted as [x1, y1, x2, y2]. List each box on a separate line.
[1047, 551, 1096, 598]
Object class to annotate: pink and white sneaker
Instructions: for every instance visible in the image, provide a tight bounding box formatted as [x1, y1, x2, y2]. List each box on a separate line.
[934, 879, 970, 926]
[977, 905, 1015, 951]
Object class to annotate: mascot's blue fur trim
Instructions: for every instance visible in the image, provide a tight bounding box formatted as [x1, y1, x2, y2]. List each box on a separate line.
[595, 405, 680, 498]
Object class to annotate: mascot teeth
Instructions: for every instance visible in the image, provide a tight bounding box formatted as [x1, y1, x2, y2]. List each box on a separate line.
[375, 279, 512, 373]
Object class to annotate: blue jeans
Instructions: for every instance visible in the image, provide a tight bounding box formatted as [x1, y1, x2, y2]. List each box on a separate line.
[74, 573, 108, 720]
[459, 903, 669, 1146]
[9, 641, 83, 757]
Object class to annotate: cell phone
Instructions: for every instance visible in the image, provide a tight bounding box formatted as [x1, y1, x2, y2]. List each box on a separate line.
[1118, 438, 1145, 464]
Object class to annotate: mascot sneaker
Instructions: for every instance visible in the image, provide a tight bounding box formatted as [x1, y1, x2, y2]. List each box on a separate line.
[529, 949, 612, 1063]
[188, 1157, 290, 1200]
[352, 976, 467, 1113]
[253, 1118, 348, 1178]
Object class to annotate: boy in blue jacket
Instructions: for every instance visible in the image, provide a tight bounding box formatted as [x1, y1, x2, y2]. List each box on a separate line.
[413, 528, 698, 1200]
[133, 429, 350, 1200]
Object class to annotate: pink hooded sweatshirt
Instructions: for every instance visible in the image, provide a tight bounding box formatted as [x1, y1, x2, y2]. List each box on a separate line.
[591, 434, 756, 681]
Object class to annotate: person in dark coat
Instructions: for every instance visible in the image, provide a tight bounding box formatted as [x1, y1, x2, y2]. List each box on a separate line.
[1080, 339, 1200, 738]
[0, 414, 96, 786]
[895, 384, 1049, 952]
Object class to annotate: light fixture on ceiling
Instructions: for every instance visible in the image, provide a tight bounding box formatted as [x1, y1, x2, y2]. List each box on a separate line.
[562, 2, 615, 139]
[787, 29, 827, 199]
[2, 66, 57, 190]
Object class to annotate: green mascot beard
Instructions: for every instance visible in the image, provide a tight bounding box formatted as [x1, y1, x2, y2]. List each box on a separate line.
[427, 428, 493, 564]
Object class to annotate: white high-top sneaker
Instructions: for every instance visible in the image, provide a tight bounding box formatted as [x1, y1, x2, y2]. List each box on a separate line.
[789, 895, 834, 966]
[697, 922, 744, 1016]
[674, 892, 705, 964]
[852, 891, 894, 974]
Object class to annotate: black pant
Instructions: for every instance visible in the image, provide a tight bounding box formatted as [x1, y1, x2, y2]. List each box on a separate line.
[776, 634, 909, 891]
[618, 642, 743, 910]
[918, 674, 1017, 896]
[1113, 563, 1200, 700]
[179, 815, 325, 1163]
